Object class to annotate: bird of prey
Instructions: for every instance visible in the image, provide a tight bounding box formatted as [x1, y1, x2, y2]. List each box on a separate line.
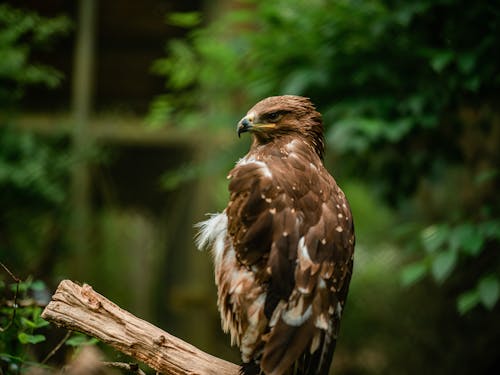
[197, 95, 354, 375]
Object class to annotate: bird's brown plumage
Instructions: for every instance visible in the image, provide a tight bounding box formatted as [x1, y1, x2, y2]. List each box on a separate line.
[197, 95, 354, 375]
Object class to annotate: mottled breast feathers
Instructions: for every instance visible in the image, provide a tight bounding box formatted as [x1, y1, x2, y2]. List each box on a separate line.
[197, 96, 354, 375]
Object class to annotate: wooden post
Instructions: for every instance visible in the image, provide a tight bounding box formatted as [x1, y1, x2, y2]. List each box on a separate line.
[70, 0, 96, 278]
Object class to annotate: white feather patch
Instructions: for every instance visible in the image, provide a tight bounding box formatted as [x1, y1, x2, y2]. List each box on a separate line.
[336, 301, 343, 319]
[237, 157, 273, 178]
[282, 296, 313, 327]
[297, 236, 315, 275]
[310, 331, 321, 353]
[285, 139, 300, 151]
[315, 314, 329, 330]
[195, 212, 228, 266]
[298, 237, 312, 263]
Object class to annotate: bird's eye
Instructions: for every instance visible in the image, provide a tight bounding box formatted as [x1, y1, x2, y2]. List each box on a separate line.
[266, 111, 282, 122]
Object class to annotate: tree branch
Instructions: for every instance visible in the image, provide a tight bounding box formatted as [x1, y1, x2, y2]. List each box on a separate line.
[0, 262, 21, 333]
[41, 280, 239, 375]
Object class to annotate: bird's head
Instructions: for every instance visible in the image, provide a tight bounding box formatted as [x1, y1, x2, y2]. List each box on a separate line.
[237, 95, 324, 158]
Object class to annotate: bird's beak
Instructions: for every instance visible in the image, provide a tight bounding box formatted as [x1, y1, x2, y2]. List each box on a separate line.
[237, 116, 253, 138]
[237, 114, 276, 138]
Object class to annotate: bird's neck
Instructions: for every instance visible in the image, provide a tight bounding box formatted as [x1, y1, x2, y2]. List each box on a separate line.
[250, 134, 324, 162]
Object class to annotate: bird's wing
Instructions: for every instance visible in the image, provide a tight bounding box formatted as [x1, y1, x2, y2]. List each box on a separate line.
[226, 147, 354, 375]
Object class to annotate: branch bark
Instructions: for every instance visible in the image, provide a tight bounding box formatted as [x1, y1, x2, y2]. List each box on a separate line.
[41, 280, 240, 375]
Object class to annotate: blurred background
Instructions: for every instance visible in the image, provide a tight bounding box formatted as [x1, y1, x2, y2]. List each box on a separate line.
[0, 0, 499, 374]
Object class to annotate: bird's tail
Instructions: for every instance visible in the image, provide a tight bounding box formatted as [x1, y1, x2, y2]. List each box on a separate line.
[239, 338, 337, 375]
[294, 338, 337, 375]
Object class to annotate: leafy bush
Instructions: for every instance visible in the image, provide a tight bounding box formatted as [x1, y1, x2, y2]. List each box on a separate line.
[0, 270, 99, 373]
[0, 4, 72, 272]
[0, 275, 50, 373]
[0, 4, 71, 110]
[0, 5, 76, 369]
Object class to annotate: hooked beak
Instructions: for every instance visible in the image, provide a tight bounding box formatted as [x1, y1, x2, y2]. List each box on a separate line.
[237, 116, 253, 138]
[237, 114, 276, 138]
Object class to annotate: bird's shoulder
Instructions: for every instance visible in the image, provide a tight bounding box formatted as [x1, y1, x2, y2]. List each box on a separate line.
[226, 137, 353, 268]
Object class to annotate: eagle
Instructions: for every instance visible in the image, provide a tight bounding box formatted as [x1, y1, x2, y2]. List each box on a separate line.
[196, 95, 354, 375]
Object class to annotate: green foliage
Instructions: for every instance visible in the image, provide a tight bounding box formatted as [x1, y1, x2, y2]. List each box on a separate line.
[0, 4, 71, 109]
[0, 125, 72, 274]
[0, 127, 70, 206]
[457, 275, 500, 314]
[401, 219, 500, 311]
[166, 12, 202, 29]
[151, 0, 500, 318]
[0, 275, 99, 372]
[0, 4, 72, 272]
[0, 277, 49, 371]
[64, 332, 99, 347]
[0, 7, 77, 371]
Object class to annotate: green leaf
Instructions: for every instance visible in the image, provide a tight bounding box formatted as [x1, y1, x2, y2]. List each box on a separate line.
[457, 52, 476, 74]
[477, 275, 500, 310]
[430, 50, 454, 72]
[29, 280, 46, 291]
[400, 262, 428, 286]
[479, 220, 500, 240]
[449, 224, 483, 256]
[166, 12, 201, 28]
[33, 315, 49, 329]
[431, 250, 457, 283]
[17, 332, 46, 344]
[20, 317, 37, 329]
[474, 169, 498, 185]
[457, 290, 480, 315]
[19, 308, 48, 329]
[421, 225, 449, 253]
[0, 353, 25, 364]
[65, 333, 99, 347]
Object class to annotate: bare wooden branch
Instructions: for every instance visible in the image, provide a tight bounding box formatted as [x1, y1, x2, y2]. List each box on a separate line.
[41, 280, 239, 375]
